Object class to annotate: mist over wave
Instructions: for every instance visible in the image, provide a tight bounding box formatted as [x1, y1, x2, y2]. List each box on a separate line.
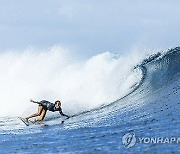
[0, 46, 145, 117]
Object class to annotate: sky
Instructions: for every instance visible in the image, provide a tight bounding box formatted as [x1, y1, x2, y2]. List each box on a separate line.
[0, 0, 180, 55]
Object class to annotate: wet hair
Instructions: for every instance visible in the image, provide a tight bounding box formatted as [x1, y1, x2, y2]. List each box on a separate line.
[55, 100, 61, 106]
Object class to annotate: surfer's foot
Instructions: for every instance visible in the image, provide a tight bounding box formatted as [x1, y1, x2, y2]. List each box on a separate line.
[23, 118, 29, 122]
[34, 119, 39, 123]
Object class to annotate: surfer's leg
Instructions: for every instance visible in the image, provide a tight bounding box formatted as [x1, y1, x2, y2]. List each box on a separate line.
[24, 105, 43, 122]
[35, 109, 47, 122]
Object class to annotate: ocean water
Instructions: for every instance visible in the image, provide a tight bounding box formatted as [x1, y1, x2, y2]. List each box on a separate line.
[0, 47, 180, 153]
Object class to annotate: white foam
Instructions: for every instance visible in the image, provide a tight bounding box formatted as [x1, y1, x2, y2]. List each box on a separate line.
[0, 46, 145, 117]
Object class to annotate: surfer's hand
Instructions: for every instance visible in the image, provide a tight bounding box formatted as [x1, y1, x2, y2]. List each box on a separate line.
[30, 99, 35, 103]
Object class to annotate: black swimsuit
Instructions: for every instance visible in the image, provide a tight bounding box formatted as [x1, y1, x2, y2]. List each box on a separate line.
[37, 100, 69, 117]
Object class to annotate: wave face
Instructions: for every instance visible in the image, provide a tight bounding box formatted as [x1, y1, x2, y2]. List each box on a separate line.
[0, 47, 179, 153]
[61, 47, 180, 153]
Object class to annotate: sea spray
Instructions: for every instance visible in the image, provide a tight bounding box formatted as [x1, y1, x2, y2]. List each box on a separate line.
[0, 46, 144, 117]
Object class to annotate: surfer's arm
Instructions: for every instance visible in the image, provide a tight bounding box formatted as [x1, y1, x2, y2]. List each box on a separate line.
[59, 109, 70, 118]
[30, 99, 38, 103]
[30, 99, 43, 105]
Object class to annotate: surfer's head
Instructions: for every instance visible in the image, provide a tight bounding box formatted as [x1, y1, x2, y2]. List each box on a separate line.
[55, 100, 61, 108]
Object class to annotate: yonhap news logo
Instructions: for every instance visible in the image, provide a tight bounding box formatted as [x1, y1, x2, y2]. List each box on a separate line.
[122, 132, 180, 148]
[122, 133, 136, 148]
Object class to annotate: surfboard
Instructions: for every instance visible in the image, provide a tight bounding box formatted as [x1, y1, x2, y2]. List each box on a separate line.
[19, 117, 48, 126]
[18, 117, 29, 126]
[19, 116, 69, 126]
[30, 120, 48, 126]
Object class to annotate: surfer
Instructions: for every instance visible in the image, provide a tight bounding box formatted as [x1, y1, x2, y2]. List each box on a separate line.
[23, 99, 70, 122]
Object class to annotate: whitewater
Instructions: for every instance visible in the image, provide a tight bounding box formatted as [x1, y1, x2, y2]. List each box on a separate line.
[0, 46, 144, 117]
[0, 46, 180, 153]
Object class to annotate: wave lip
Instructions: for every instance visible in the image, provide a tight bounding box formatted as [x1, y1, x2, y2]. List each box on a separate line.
[141, 47, 180, 90]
